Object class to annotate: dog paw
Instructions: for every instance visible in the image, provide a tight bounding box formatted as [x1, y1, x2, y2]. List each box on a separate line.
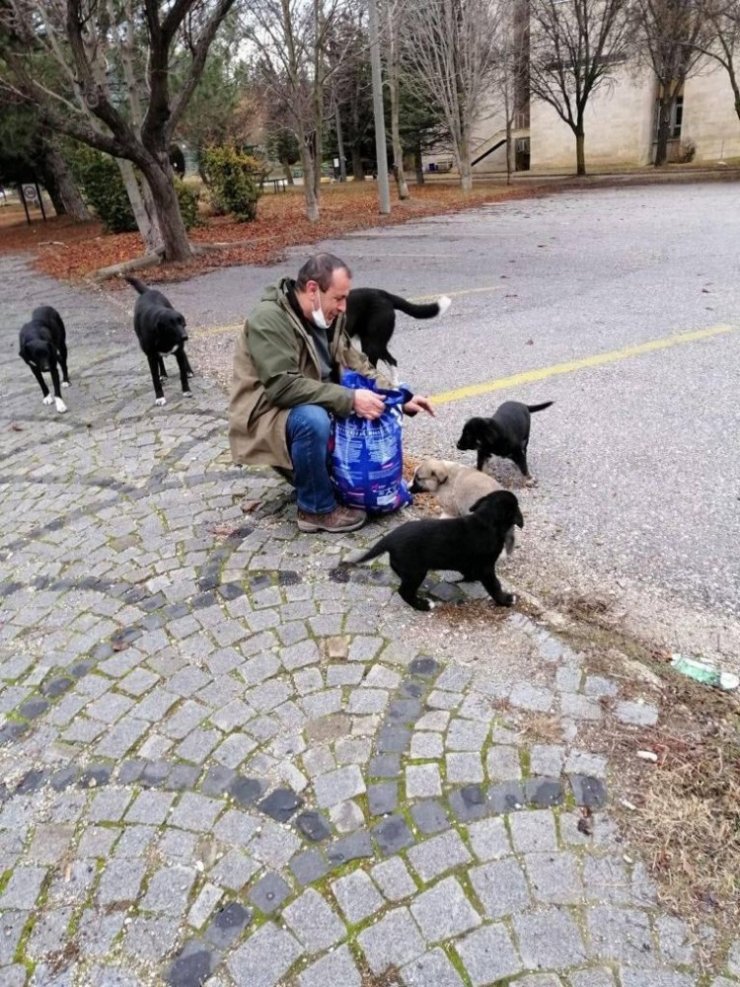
[61, 381, 71, 388]
[437, 294, 452, 315]
[155, 397, 167, 407]
[524, 476, 537, 487]
[54, 398, 67, 413]
[497, 592, 515, 607]
[43, 394, 53, 405]
[183, 391, 193, 398]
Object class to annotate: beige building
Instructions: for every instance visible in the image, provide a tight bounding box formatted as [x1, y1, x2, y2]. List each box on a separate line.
[466, 52, 740, 174]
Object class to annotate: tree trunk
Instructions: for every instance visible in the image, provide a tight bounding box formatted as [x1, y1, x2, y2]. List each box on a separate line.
[386, 10, 409, 200]
[44, 143, 92, 221]
[116, 159, 164, 255]
[654, 96, 673, 166]
[335, 106, 347, 182]
[505, 115, 513, 185]
[137, 156, 193, 261]
[414, 144, 424, 185]
[282, 159, 295, 185]
[351, 146, 365, 182]
[299, 140, 320, 221]
[458, 133, 473, 191]
[575, 128, 586, 176]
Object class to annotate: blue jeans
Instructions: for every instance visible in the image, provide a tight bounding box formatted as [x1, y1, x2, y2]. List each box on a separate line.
[286, 405, 336, 514]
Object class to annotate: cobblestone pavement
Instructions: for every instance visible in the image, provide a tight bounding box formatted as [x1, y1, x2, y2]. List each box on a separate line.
[1, 254, 738, 987]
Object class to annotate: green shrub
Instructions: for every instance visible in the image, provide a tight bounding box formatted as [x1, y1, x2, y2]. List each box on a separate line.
[201, 145, 263, 222]
[71, 145, 136, 233]
[71, 145, 199, 232]
[174, 179, 200, 229]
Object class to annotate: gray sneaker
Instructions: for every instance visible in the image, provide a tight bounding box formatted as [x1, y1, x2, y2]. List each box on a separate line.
[297, 505, 367, 533]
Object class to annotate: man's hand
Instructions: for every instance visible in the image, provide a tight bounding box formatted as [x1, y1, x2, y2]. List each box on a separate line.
[353, 388, 386, 420]
[403, 395, 436, 417]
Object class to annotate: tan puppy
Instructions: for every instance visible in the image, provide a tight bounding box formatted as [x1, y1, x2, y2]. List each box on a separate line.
[410, 457, 518, 556]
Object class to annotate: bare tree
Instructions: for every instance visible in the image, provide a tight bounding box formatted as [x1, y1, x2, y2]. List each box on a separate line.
[692, 0, 740, 123]
[0, 0, 239, 260]
[402, 0, 504, 191]
[381, 0, 409, 198]
[528, 0, 634, 176]
[248, 0, 351, 221]
[632, 0, 711, 165]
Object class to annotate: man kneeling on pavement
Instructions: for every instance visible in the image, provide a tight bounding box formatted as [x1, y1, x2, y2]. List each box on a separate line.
[229, 252, 434, 533]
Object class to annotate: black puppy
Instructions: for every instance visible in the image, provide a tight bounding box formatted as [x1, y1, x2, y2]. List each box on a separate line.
[18, 306, 71, 413]
[124, 275, 193, 406]
[457, 400, 553, 477]
[346, 490, 523, 611]
[345, 288, 451, 372]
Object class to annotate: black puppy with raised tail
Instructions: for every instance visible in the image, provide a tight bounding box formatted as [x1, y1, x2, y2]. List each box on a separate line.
[124, 275, 193, 406]
[344, 490, 523, 611]
[345, 288, 451, 372]
[457, 400, 553, 479]
[18, 306, 71, 414]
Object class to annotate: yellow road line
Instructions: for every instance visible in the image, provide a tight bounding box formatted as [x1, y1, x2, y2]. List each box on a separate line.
[430, 323, 737, 405]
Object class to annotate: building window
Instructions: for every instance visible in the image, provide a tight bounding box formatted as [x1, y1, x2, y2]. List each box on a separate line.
[654, 94, 683, 139]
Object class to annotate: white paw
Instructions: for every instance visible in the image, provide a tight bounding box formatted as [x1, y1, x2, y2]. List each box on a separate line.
[437, 295, 452, 316]
[61, 381, 71, 388]
[183, 391, 193, 398]
[43, 394, 53, 405]
[54, 397, 67, 413]
[155, 397, 167, 407]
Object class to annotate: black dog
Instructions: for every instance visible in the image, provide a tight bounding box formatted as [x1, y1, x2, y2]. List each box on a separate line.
[18, 306, 71, 413]
[124, 275, 193, 406]
[345, 288, 451, 371]
[346, 490, 523, 611]
[457, 400, 553, 477]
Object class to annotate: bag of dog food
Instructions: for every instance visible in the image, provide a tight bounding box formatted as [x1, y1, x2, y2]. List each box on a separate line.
[331, 370, 413, 514]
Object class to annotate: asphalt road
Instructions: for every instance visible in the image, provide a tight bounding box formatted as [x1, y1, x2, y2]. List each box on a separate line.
[158, 181, 740, 659]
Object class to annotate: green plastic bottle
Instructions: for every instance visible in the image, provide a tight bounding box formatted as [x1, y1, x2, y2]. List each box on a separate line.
[670, 654, 739, 692]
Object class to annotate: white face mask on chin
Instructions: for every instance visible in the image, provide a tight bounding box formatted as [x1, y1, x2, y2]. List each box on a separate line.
[312, 290, 330, 330]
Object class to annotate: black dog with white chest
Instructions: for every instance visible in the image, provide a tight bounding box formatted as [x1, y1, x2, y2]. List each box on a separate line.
[457, 400, 553, 478]
[125, 275, 193, 406]
[345, 288, 451, 371]
[346, 490, 523, 611]
[18, 305, 71, 414]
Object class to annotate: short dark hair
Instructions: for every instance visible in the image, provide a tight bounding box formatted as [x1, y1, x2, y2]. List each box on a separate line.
[296, 253, 352, 291]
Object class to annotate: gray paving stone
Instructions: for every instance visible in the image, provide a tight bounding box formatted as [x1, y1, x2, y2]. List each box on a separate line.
[289, 849, 328, 886]
[456, 922, 524, 985]
[210, 848, 260, 891]
[369, 753, 402, 778]
[486, 745, 522, 780]
[125, 790, 175, 825]
[0, 912, 27, 966]
[169, 792, 222, 831]
[514, 909, 588, 969]
[565, 750, 608, 778]
[509, 682, 554, 712]
[525, 851, 584, 904]
[248, 872, 292, 913]
[122, 915, 180, 961]
[411, 799, 451, 835]
[373, 814, 415, 856]
[327, 830, 374, 865]
[728, 940, 740, 975]
[402, 947, 465, 987]
[406, 763, 442, 798]
[408, 829, 472, 883]
[531, 744, 566, 776]
[140, 865, 197, 916]
[227, 921, 303, 987]
[0, 866, 47, 909]
[368, 781, 399, 816]
[619, 973, 695, 987]
[467, 816, 511, 860]
[314, 765, 366, 808]
[204, 900, 252, 951]
[446, 752, 484, 784]
[410, 876, 481, 942]
[509, 809, 558, 852]
[372, 856, 418, 901]
[415, 710, 450, 731]
[249, 822, 301, 869]
[513, 975, 564, 986]
[582, 856, 632, 904]
[298, 944, 361, 987]
[410, 731, 444, 758]
[569, 971, 617, 987]
[446, 718, 489, 751]
[97, 859, 147, 905]
[587, 905, 657, 965]
[282, 888, 345, 952]
[188, 883, 223, 930]
[331, 869, 385, 924]
[330, 800, 365, 833]
[560, 693, 603, 721]
[615, 699, 659, 726]
[357, 906, 426, 974]
[470, 857, 531, 918]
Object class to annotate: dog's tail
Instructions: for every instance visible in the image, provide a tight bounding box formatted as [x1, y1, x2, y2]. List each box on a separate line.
[527, 401, 554, 414]
[383, 292, 452, 321]
[123, 275, 148, 294]
[345, 536, 391, 566]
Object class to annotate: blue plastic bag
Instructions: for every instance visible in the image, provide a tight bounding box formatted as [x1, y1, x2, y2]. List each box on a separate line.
[331, 371, 413, 514]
